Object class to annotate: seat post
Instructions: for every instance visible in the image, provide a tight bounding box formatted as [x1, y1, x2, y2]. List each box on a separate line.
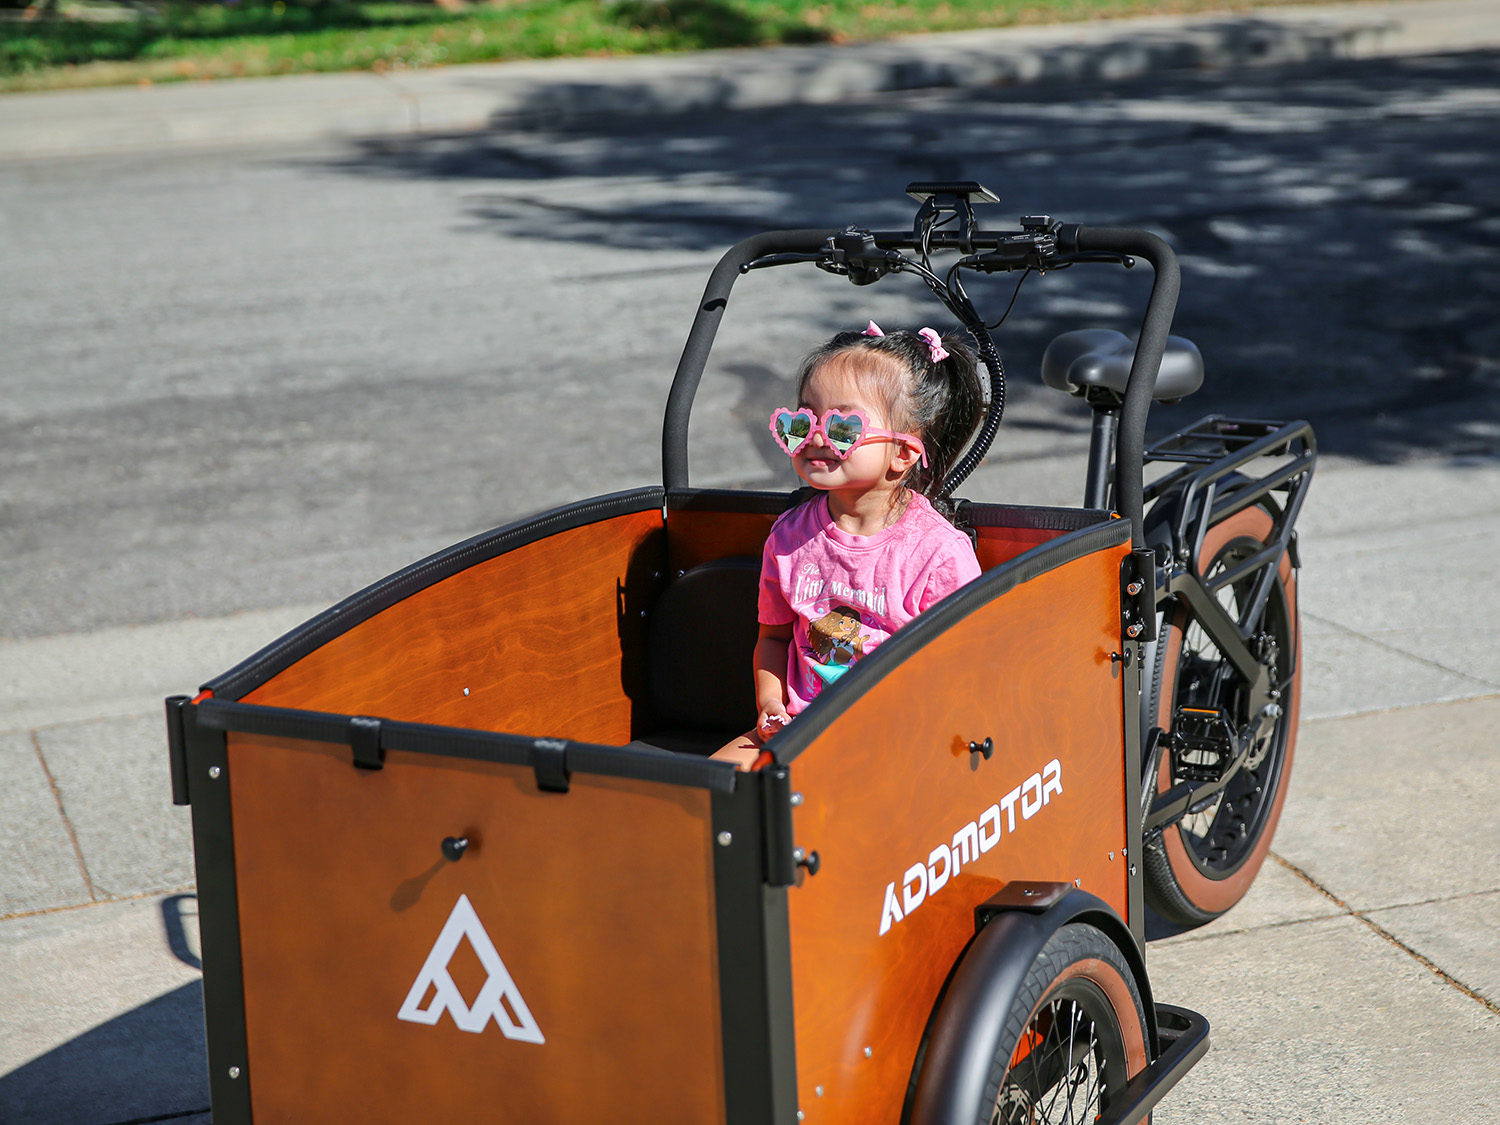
[1084, 406, 1119, 510]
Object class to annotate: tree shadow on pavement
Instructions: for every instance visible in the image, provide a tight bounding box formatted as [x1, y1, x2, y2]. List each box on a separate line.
[322, 47, 1500, 465]
[0, 983, 209, 1125]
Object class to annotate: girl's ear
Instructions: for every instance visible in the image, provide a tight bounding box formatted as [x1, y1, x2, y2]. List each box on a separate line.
[887, 440, 923, 478]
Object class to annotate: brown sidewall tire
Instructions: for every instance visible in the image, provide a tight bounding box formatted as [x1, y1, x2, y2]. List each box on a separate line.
[985, 924, 1149, 1125]
[1047, 958, 1150, 1076]
[1152, 506, 1300, 917]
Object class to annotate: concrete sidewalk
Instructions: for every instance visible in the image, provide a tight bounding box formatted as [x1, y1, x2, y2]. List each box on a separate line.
[3, 693, 1495, 1123]
[2, 451, 1499, 1122]
[3, 0, 1500, 159]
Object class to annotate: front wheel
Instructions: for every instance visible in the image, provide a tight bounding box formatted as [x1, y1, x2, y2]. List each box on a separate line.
[982, 923, 1149, 1125]
[1144, 505, 1300, 926]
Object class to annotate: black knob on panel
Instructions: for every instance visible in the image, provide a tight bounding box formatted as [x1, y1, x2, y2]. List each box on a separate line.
[441, 836, 469, 862]
[969, 737, 994, 760]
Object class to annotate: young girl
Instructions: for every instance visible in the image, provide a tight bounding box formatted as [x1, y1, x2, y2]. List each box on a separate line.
[712, 322, 986, 769]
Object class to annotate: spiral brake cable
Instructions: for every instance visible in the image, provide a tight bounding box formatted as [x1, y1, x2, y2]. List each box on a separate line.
[898, 205, 1012, 500]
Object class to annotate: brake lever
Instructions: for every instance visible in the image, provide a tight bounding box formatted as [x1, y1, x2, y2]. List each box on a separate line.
[740, 252, 825, 273]
[1048, 251, 1137, 269]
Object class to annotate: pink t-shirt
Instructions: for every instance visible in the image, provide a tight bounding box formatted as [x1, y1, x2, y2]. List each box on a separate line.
[758, 492, 982, 714]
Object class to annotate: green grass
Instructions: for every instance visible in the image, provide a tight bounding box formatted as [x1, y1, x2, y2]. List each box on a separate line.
[1, 0, 1274, 93]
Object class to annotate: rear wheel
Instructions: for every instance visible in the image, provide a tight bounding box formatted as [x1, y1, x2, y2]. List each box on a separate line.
[1144, 505, 1300, 926]
[982, 923, 1149, 1125]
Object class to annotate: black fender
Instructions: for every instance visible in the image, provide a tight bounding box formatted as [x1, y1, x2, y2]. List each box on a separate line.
[907, 887, 1155, 1125]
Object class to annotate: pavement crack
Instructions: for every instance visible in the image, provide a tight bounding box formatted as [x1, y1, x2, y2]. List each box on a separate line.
[30, 729, 96, 904]
[1271, 853, 1500, 1017]
[374, 72, 422, 133]
[1302, 610, 1500, 692]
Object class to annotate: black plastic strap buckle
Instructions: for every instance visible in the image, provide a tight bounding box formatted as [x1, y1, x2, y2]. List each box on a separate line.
[166, 695, 191, 805]
[532, 738, 570, 793]
[349, 716, 384, 770]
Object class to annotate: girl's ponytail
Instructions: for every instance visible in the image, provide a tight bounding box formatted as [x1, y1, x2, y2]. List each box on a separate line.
[901, 331, 984, 518]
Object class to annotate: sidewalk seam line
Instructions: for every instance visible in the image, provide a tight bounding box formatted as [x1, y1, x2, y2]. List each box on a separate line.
[1302, 609, 1500, 691]
[1270, 852, 1500, 1016]
[30, 729, 97, 904]
[0, 883, 198, 924]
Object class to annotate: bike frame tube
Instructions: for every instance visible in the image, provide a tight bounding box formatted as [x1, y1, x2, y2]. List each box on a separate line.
[1085, 409, 1120, 510]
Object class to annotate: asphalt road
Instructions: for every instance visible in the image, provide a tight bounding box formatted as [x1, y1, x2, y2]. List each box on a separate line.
[3, 47, 1498, 641]
[3, 35, 1499, 1125]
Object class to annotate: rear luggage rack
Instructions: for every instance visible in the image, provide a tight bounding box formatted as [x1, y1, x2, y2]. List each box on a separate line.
[1143, 415, 1315, 579]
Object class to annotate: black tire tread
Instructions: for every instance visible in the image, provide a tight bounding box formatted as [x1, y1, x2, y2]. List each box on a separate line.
[977, 923, 1146, 1125]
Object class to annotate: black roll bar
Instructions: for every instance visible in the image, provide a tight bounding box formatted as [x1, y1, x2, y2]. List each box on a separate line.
[662, 230, 834, 492]
[1064, 226, 1181, 549]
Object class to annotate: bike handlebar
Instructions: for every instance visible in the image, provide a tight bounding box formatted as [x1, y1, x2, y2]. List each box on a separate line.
[662, 223, 1180, 549]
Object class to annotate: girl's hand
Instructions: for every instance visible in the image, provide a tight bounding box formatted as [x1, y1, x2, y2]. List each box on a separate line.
[757, 700, 790, 741]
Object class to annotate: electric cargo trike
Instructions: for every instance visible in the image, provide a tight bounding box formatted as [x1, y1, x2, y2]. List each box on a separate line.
[166, 182, 1313, 1124]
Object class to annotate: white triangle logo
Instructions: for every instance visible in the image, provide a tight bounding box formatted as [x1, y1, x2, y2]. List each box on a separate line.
[397, 894, 545, 1043]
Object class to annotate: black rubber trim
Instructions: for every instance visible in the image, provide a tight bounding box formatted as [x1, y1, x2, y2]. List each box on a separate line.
[202, 487, 664, 701]
[195, 698, 738, 793]
[769, 519, 1130, 764]
[666, 487, 798, 515]
[958, 501, 1114, 531]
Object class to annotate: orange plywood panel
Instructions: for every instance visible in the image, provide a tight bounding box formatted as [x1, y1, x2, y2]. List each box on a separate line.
[668, 507, 781, 574]
[244, 510, 663, 745]
[228, 732, 725, 1123]
[974, 524, 1065, 571]
[781, 544, 1131, 1124]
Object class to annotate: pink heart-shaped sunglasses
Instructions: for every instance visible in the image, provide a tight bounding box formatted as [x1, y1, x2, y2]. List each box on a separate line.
[768, 408, 928, 467]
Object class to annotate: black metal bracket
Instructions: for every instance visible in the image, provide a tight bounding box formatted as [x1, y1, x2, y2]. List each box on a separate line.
[761, 765, 798, 887]
[348, 715, 383, 770]
[166, 695, 192, 805]
[532, 738, 570, 793]
[907, 180, 999, 255]
[1121, 548, 1157, 643]
[973, 881, 1072, 928]
[1095, 1004, 1211, 1125]
[819, 227, 903, 285]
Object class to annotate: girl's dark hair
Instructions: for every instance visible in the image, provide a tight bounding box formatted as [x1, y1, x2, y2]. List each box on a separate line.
[795, 327, 985, 517]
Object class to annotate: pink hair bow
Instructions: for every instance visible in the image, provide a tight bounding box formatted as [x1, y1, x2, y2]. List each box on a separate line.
[919, 328, 949, 363]
[862, 321, 885, 337]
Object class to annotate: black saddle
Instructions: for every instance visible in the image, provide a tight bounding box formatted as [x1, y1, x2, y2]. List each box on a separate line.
[1041, 329, 1204, 403]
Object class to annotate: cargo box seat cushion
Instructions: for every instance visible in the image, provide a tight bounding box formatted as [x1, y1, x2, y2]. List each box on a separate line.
[630, 556, 762, 757]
